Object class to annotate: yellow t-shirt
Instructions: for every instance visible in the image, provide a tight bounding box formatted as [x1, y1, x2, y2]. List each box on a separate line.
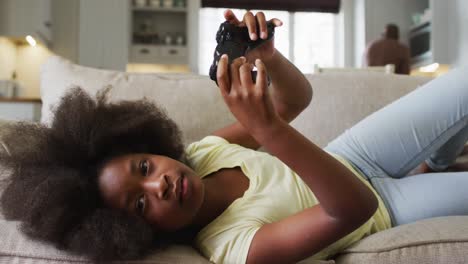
[185, 136, 391, 264]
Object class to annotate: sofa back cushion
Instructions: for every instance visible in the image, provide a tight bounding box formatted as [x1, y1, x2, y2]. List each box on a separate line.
[40, 56, 432, 147]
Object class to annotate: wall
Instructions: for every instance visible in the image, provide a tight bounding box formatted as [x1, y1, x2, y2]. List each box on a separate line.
[0, 38, 16, 79]
[15, 44, 53, 97]
[0, 38, 52, 98]
[335, 0, 354, 67]
[448, 0, 468, 67]
[352, 0, 365, 67]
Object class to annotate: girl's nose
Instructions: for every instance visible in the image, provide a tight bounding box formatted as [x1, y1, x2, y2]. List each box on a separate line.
[143, 175, 171, 200]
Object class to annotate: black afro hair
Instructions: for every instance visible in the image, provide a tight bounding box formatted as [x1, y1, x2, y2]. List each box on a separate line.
[0, 87, 187, 261]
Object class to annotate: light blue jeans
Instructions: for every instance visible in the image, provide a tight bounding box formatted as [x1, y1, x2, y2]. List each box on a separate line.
[325, 66, 468, 226]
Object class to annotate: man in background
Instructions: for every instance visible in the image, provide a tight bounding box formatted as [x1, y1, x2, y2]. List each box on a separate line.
[364, 24, 410, 75]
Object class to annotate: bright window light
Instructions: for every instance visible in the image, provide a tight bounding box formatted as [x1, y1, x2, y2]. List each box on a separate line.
[293, 12, 335, 73]
[198, 8, 336, 75]
[419, 63, 439, 73]
[25, 35, 37, 47]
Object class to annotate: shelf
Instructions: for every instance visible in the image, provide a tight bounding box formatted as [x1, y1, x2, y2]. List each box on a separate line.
[130, 1, 190, 67]
[129, 44, 188, 64]
[132, 6, 187, 12]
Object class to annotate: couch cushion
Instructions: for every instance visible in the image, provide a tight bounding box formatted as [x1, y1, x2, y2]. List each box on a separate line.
[0, 220, 211, 263]
[335, 216, 468, 264]
[40, 56, 432, 147]
[0, 219, 333, 263]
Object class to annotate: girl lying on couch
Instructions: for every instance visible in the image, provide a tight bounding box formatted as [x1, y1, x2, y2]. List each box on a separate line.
[1, 9, 468, 264]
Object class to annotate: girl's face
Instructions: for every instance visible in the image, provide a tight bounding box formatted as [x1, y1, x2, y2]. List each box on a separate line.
[98, 153, 205, 232]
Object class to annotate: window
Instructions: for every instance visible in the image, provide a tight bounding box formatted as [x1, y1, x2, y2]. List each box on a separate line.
[198, 8, 337, 75]
[293, 12, 336, 73]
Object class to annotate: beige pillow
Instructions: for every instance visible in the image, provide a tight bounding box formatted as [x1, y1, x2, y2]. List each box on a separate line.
[40, 56, 236, 145]
[335, 216, 468, 264]
[40, 56, 432, 148]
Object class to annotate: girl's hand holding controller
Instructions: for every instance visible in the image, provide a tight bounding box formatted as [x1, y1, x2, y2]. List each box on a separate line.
[223, 9, 283, 64]
[216, 54, 281, 135]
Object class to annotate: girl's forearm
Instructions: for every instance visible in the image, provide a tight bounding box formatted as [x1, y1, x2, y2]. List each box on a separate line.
[252, 120, 378, 221]
[264, 50, 313, 121]
[259, 51, 376, 221]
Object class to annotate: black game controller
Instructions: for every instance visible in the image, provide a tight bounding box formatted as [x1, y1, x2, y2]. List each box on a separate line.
[209, 21, 275, 85]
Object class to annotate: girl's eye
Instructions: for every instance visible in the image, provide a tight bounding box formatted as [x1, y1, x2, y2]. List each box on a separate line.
[139, 160, 149, 176]
[135, 195, 146, 215]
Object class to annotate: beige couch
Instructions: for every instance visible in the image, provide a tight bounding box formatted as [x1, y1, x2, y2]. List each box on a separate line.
[1, 56, 468, 263]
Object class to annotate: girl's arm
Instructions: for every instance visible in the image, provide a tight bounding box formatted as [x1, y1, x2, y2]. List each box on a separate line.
[216, 55, 378, 264]
[212, 51, 312, 149]
[264, 50, 313, 122]
[212, 11, 312, 150]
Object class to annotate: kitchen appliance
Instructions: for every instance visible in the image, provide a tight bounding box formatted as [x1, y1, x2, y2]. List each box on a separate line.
[409, 22, 431, 66]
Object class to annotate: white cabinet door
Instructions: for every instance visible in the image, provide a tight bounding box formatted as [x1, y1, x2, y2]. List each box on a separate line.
[51, 0, 129, 71]
[0, 102, 41, 122]
[78, 0, 130, 71]
[0, 0, 51, 43]
[51, 0, 80, 62]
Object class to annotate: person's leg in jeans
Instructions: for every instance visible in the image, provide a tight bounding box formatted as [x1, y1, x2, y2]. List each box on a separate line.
[325, 66, 468, 226]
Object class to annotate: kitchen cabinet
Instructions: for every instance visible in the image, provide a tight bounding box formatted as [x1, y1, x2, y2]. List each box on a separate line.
[10, 0, 200, 72]
[130, 1, 188, 65]
[0, 0, 51, 45]
[129, 0, 200, 72]
[51, 0, 130, 71]
[0, 98, 41, 122]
